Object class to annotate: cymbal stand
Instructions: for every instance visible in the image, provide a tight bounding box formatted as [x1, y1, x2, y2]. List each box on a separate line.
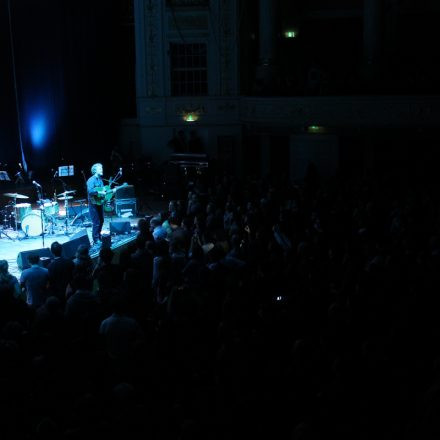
[2, 196, 19, 241]
[0, 204, 14, 241]
[49, 213, 56, 235]
[36, 186, 46, 248]
[0, 227, 14, 240]
[63, 195, 71, 235]
[12, 195, 19, 235]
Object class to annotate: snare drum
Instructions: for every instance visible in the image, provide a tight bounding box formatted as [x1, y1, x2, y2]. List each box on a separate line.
[21, 210, 45, 237]
[43, 200, 59, 217]
[15, 203, 32, 223]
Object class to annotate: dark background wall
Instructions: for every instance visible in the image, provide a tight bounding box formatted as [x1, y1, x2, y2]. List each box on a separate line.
[0, 0, 135, 173]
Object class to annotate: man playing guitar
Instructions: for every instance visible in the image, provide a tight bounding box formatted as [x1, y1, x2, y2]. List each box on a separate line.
[87, 163, 128, 245]
[87, 163, 107, 245]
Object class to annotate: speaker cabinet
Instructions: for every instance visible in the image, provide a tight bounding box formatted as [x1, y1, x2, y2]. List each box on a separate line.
[115, 198, 137, 218]
[115, 185, 135, 200]
[17, 248, 52, 271]
[62, 229, 90, 259]
[110, 221, 131, 235]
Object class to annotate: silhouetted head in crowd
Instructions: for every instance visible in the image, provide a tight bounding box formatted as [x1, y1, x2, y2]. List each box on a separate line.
[206, 202, 215, 214]
[99, 247, 114, 265]
[181, 216, 193, 231]
[207, 243, 225, 263]
[153, 226, 167, 242]
[0, 259, 9, 276]
[28, 253, 41, 266]
[149, 215, 161, 231]
[168, 213, 179, 227]
[135, 236, 146, 250]
[169, 200, 177, 213]
[189, 235, 204, 259]
[137, 218, 148, 234]
[70, 272, 93, 291]
[34, 416, 59, 439]
[112, 382, 135, 405]
[50, 241, 62, 258]
[45, 296, 62, 314]
[75, 244, 90, 260]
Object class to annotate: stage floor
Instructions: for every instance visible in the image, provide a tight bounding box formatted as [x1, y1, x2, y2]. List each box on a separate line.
[0, 195, 168, 279]
[0, 216, 143, 279]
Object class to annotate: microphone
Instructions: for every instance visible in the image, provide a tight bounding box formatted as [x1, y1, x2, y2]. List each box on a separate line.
[32, 180, 42, 187]
[53, 170, 58, 178]
[119, 167, 122, 175]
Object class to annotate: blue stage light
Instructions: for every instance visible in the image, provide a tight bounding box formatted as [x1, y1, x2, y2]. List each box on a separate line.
[29, 112, 48, 148]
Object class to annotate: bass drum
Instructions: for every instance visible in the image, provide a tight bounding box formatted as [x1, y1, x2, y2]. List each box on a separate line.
[21, 210, 45, 237]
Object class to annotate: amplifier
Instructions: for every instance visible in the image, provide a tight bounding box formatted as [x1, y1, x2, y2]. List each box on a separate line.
[115, 185, 135, 200]
[115, 198, 137, 218]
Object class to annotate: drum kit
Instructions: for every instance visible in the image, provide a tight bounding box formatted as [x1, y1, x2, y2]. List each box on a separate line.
[0, 189, 87, 240]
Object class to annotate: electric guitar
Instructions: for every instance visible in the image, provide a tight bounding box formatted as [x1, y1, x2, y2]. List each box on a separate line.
[92, 182, 128, 211]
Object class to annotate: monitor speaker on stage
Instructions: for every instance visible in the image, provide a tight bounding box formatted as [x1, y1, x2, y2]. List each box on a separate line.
[62, 229, 90, 259]
[17, 248, 52, 271]
[110, 221, 131, 235]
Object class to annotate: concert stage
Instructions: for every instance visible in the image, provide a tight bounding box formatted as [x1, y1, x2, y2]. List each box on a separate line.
[0, 217, 141, 278]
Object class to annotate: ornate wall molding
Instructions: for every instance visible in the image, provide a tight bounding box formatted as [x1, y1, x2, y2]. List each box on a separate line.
[167, 11, 209, 30]
[166, 0, 209, 6]
[240, 96, 440, 127]
[138, 97, 239, 126]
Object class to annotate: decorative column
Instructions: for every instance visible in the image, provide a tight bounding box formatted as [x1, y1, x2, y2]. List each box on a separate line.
[363, 0, 383, 82]
[255, 0, 277, 93]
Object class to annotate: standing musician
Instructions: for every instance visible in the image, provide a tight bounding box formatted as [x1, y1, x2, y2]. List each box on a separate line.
[87, 163, 105, 245]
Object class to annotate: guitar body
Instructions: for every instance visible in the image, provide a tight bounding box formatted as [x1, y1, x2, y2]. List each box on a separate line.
[92, 185, 114, 205]
[92, 183, 128, 210]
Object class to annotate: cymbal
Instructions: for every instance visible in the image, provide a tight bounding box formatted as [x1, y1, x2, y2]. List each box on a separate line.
[57, 190, 76, 197]
[58, 196, 74, 200]
[3, 192, 29, 199]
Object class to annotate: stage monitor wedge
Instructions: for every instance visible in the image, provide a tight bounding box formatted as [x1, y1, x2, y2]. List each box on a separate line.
[17, 248, 52, 271]
[110, 221, 131, 235]
[62, 229, 90, 259]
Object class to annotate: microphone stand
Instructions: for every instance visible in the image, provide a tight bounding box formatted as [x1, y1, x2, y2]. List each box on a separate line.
[36, 185, 45, 248]
[106, 172, 121, 222]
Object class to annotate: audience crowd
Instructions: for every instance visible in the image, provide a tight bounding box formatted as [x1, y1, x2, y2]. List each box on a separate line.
[0, 167, 437, 438]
